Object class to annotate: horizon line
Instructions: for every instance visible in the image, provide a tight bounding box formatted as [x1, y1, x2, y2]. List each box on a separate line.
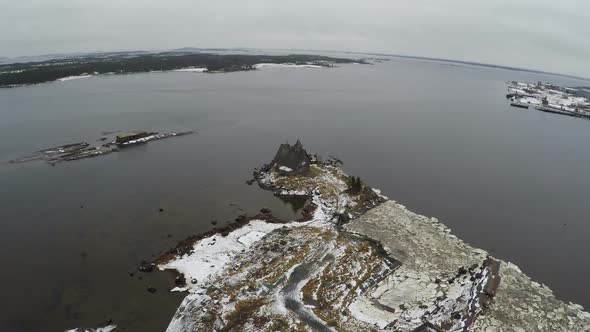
[2, 46, 588, 82]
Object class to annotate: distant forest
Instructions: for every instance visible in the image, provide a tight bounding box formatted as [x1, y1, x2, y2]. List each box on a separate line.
[0, 53, 360, 87]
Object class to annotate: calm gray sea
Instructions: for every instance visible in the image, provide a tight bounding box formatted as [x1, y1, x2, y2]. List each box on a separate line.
[1, 58, 589, 331]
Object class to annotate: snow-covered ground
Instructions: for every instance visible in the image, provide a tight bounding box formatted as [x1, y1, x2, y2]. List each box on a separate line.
[65, 324, 117, 332]
[253, 63, 323, 69]
[57, 74, 93, 82]
[0, 69, 26, 74]
[160, 221, 290, 291]
[159, 191, 333, 292]
[172, 67, 207, 73]
[507, 81, 590, 116]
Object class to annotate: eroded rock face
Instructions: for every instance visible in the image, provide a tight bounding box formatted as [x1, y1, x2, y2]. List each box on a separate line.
[473, 262, 590, 332]
[271, 140, 312, 175]
[344, 201, 590, 332]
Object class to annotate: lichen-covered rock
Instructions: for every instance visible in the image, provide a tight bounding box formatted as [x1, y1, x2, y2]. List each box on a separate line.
[345, 201, 590, 331]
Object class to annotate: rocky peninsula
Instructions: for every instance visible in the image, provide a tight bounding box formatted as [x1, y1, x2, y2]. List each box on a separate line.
[156, 142, 590, 331]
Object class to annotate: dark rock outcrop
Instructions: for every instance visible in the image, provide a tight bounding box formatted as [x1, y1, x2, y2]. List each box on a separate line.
[271, 140, 311, 174]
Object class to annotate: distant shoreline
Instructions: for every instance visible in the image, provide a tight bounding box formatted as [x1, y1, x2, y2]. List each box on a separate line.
[2, 48, 588, 83]
[0, 52, 361, 88]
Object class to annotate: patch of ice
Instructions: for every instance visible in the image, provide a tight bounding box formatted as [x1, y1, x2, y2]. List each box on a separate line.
[278, 165, 293, 172]
[65, 324, 117, 332]
[518, 97, 541, 105]
[0, 69, 26, 74]
[57, 75, 92, 82]
[172, 67, 207, 73]
[122, 135, 157, 145]
[171, 286, 189, 292]
[253, 63, 323, 69]
[348, 297, 391, 329]
[237, 231, 267, 246]
[276, 189, 308, 197]
[166, 293, 210, 332]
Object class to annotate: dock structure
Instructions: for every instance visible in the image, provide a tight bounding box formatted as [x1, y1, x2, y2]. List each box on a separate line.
[535, 105, 590, 119]
[506, 81, 590, 120]
[510, 102, 529, 109]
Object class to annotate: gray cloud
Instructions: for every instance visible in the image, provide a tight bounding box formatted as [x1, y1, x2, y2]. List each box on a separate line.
[1, 0, 588, 76]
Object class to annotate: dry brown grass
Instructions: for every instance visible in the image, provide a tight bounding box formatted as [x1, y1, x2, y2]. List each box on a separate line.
[221, 297, 268, 332]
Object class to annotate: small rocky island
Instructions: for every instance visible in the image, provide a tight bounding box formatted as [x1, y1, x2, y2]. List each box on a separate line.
[155, 142, 590, 331]
[8, 130, 193, 165]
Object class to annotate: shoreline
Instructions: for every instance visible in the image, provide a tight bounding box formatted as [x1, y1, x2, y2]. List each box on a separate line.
[0, 52, 362, 88]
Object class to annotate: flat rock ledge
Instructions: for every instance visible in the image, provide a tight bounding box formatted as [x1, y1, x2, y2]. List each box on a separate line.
[344, 200, 590, 332]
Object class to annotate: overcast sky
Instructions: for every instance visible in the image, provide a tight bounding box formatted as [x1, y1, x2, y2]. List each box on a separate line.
[1, 0, 588, 76]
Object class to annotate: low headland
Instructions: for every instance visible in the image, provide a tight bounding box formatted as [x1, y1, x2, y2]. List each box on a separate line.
[0, 52, 362, 88]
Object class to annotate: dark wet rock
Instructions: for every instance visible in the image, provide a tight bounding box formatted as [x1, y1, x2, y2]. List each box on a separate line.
[246, 179, 255, 185]
[211, 220, 218, 225]
[175, 275, 186, 286]
[98, 318, 114, 327]
[147, 286, 157, 294]
[191, 278, 198, 284]
[271, 140, 311, 174]
[260, 207, 272, 214]
[98, 137, 108, 141]
[138, 261, 155, 273]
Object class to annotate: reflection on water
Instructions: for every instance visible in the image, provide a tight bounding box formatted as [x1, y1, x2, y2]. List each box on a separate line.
[1, 59, 589, 331]
[278, 196, 309, 214]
